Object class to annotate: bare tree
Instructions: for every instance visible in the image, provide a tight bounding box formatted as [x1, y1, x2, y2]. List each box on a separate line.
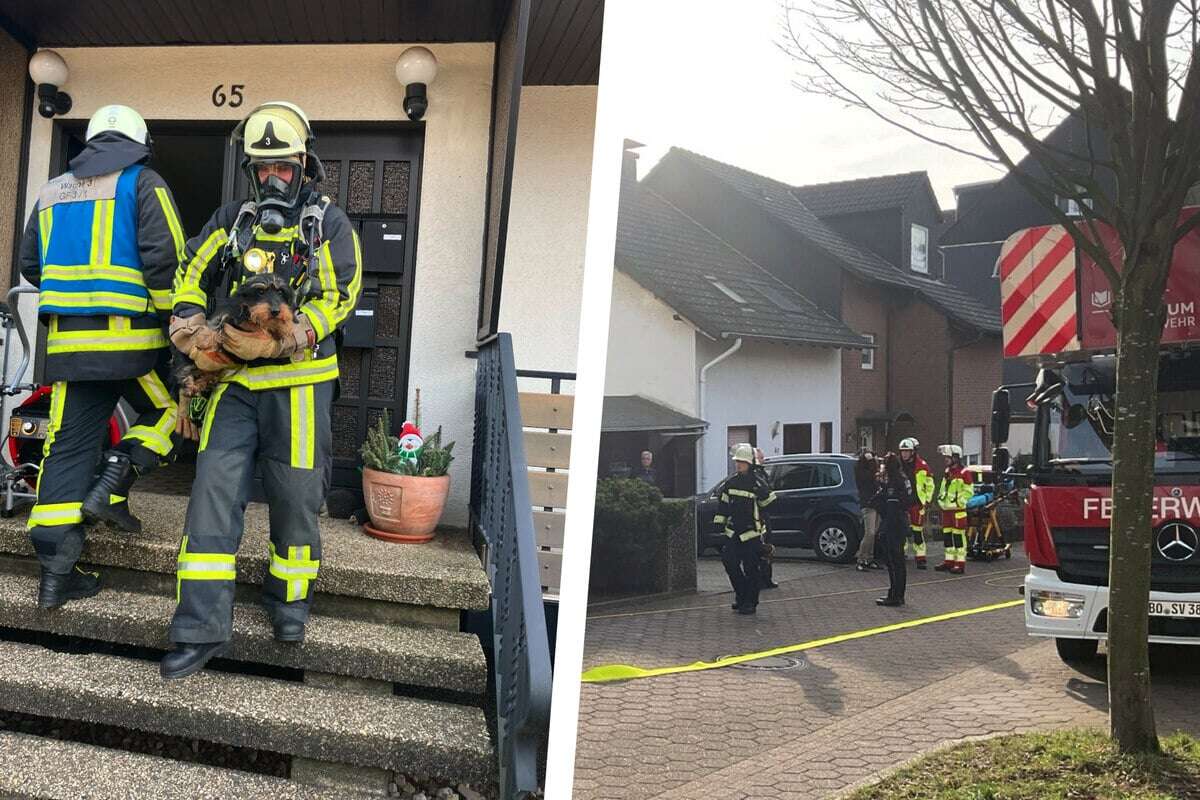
[782, 0, 1200, 753]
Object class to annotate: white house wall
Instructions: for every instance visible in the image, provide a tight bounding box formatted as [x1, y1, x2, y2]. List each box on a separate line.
[500, 85, 596, 379]
[696, 336, 842, 493]
[603, 270, 698, 416]
[18, 43, 494, 526]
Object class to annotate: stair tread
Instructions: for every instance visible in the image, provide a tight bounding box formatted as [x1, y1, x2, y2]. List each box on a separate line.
[0, 731, 360, 800]
[0, 490, 490, 610]
[0, 571, 487, 693]
[0, 640, 493, 783]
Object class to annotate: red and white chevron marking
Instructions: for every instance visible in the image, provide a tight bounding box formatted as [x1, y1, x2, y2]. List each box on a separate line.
[998, 225, 1081, 358]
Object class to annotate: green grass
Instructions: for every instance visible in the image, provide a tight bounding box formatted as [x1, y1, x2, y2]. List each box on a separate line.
[848, 729, 1200, 800]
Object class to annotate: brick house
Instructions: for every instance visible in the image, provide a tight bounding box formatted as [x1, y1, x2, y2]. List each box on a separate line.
[644, 150, 1003, 467]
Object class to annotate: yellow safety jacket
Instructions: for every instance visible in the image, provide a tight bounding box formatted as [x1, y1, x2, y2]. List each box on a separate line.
[912, 455, 935, 506]
[937, 464, 974, 530]
[173, 193, 363, 391]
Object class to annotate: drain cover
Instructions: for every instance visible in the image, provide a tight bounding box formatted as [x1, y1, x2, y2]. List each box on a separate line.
[727, 654, 808, 671]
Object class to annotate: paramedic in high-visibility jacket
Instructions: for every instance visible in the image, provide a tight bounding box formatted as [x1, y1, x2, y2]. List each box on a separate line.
[716, 443, 777, 615]
[18, 105, 185, 609]
[935, 444, 974, 574]
[160, 102, 362, 680]
[898, 437, 935, 569]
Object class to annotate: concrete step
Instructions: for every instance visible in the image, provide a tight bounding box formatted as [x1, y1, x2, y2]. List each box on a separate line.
[0, 570, 487, 694]
[0, 640, 494, 784]
[0, 731, 361, 800]
[0, 491, 490, 612]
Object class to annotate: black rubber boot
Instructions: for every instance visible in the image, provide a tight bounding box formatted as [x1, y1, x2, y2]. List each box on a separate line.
[81, 451, 143, 534]
[160, 642, 227, 680]
[273, 620, 305, 643]
[38, 566, 101, 609]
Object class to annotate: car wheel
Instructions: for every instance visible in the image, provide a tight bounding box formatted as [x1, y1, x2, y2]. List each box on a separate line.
[1054, 637, 1099, 664]
[812, 518, 857, 563]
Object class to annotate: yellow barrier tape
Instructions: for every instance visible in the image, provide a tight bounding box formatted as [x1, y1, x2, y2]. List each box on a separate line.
[581, 598, 1024, 684]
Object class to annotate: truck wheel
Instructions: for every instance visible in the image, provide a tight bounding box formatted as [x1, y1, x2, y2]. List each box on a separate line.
[1055, 638, 1099, 664]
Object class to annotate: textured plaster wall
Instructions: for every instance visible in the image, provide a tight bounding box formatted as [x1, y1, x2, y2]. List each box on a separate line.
[696, 337, 841, 493]
[604, 269, 698, 416]
[0, 30, 26, 294]
[21, 43, 494, 525]
[499, 85, 596, 376]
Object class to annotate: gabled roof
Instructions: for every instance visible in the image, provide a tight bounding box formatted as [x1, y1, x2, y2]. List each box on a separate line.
[602, 395, 708, 433]
[790, 172, 935, 218]
[663, 149, 1001, 334]
[616, 180, 872, 349]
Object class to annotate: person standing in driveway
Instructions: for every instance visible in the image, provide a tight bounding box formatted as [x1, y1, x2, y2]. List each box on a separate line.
[876, 452, 914, 607]
[715, 443, 776, 615]
[854, 450, 881, 571]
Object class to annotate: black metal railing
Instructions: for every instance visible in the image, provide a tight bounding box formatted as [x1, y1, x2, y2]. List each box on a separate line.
[470, 333, 553, 800]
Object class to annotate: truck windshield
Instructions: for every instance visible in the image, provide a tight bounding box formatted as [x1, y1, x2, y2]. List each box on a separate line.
[1040, 352, 1200, 474]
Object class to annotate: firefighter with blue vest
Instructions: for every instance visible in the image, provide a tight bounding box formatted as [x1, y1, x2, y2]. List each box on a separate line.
[17, 105, 185, 608]
[935, 444, 974, 573]
[160, 102, 362, 679]
[716, 443, 777, 615]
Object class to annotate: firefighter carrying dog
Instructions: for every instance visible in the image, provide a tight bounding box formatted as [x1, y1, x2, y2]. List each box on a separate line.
[18, 105, 185, 609]
[935, 443, 974, 574]
[898, 437, 934, 569]
[160, 101, 362, 679]
[716, 443, 776, 615]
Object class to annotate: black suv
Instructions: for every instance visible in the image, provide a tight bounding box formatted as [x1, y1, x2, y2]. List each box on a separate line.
[697, 454, 863, 562]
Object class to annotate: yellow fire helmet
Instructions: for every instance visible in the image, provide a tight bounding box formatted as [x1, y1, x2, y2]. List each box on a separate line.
[233, 101, 313, 159]
[731, 443, 756, 464]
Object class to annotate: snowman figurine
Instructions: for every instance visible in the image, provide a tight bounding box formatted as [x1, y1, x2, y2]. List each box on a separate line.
[396, 420, 424, 465]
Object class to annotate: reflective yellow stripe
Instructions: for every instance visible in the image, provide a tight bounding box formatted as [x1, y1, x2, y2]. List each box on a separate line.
[727, 488, 757, 499]
[198, 383, 228, 452]
[46, 315, 167, 354]
[761, 492, 777, 506]
[40, 290, 149, 313]
[42, 382, 67, 459]
[253, 225, 298, 242]
[289, 385, 315, 469]
[89, 199, 115, 266]
[299, 231, 364, 340]
[137, 371, 173, 410]
[28, 501, 84, 528]
[223, 354, 339, 391]
[149, 288, 172, 311]
[269, 541, 320, 601]
[41, 263, 144, 284]
[175, 229, 228, 309]
[173, 288, 207, 308]
[581, 600, 1024, 683]
[125, 421, 173, 456]
[738, 529, 763, 542]
[155, 187, 186, 266]
[38, 207, 53, 260]
[175, 535, 237, 602]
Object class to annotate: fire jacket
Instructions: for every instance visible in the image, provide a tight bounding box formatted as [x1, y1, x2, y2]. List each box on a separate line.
[937, 464, 974, 529]
[715, 470, 777, 542]
[172, 186, 363, 391]
[18, 134, 183, 382]
[906, 455, 936, 508]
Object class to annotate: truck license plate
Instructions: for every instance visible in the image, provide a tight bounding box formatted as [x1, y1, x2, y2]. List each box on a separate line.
[1148, 601, 1200, 618]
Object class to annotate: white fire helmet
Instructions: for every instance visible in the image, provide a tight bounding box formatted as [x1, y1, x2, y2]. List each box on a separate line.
[898, 437, 919, 451]
[731, 443, 755, 464]
[86, 105, 148, 144]
[938, 444, 963, 459]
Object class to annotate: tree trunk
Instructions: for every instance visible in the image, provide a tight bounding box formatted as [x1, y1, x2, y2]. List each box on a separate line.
[1106, 242, 1170, 755]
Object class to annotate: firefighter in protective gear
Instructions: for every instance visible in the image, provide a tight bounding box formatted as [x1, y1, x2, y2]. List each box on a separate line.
[18, 104, 185, 608]
[898, 437, 934, 569]
[935, 444, 974, 573]
[716, 444, 776, 615]
[160, 102, 362, 679]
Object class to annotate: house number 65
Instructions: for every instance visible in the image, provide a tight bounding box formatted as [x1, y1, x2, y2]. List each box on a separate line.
[211, 84, 245, 108]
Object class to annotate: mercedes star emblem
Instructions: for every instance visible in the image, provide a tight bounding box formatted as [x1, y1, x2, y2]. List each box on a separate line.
[1156, 521, 1199, 562]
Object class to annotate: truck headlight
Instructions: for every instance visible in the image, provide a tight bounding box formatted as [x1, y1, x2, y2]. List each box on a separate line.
[1030, 590, 1086, 619]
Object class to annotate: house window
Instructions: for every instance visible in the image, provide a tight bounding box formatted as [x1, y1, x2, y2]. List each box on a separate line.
[963, 426, 984, 466]
[911, 224, 929, 274]
[1056, 186, 1093, 217]
[819, 422, 833, 453]
[861, 333, 876, 369]
[783, 423, 812, 454]
[858, 426, 874, 453]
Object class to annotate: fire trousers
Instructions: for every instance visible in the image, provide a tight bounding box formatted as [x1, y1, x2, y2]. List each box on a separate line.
[906, 505, 927, 563]
[28, 364, 177, 574]
[168, 380, 333, 644]
[723, 534, 767, 610]
[942, 512, 968, 570]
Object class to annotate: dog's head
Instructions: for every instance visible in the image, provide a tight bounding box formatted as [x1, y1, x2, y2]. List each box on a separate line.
[233, 273, 297, 334]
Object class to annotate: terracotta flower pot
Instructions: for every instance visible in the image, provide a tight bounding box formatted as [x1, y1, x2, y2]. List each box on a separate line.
[361, 468, 450, 543]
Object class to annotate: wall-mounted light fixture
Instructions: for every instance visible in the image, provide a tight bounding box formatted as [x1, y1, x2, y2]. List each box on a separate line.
[28, 49, 72, 119]
[394, 46, 438, 121]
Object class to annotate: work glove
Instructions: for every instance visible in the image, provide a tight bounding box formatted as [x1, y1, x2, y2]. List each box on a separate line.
[174, 394, 200, 442]
[222, 316, 314, 361]
[170, 314, 232, 372]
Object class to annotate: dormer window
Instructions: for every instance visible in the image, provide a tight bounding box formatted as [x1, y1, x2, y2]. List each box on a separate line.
[911, 224, 929, 274]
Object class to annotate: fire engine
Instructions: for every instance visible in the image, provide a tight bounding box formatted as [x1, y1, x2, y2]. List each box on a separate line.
[990, 210, 1200, 664]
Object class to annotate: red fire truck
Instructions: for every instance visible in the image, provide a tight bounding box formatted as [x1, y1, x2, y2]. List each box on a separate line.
[991, 211, 1200, 663]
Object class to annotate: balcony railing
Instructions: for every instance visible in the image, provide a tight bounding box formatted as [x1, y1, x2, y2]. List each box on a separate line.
[470, 333, 553, 799]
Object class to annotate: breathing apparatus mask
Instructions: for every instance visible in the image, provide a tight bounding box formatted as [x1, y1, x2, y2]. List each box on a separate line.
[245, 157, 304, 234]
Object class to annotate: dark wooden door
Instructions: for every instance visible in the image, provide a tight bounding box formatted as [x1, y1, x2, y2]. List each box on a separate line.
[310, 126, 424, 489]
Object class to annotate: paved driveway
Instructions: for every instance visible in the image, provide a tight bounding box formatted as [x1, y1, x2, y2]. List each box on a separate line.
[573, 544, 1200, 799]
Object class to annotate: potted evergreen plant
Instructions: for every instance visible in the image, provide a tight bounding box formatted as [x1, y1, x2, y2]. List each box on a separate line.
[360, 407, 455, 543]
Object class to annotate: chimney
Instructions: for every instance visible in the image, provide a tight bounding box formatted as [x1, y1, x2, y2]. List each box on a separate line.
[622, 139, 645, 190]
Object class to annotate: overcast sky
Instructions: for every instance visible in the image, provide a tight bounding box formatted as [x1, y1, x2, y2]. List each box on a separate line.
[605, 0, 1006, 209]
